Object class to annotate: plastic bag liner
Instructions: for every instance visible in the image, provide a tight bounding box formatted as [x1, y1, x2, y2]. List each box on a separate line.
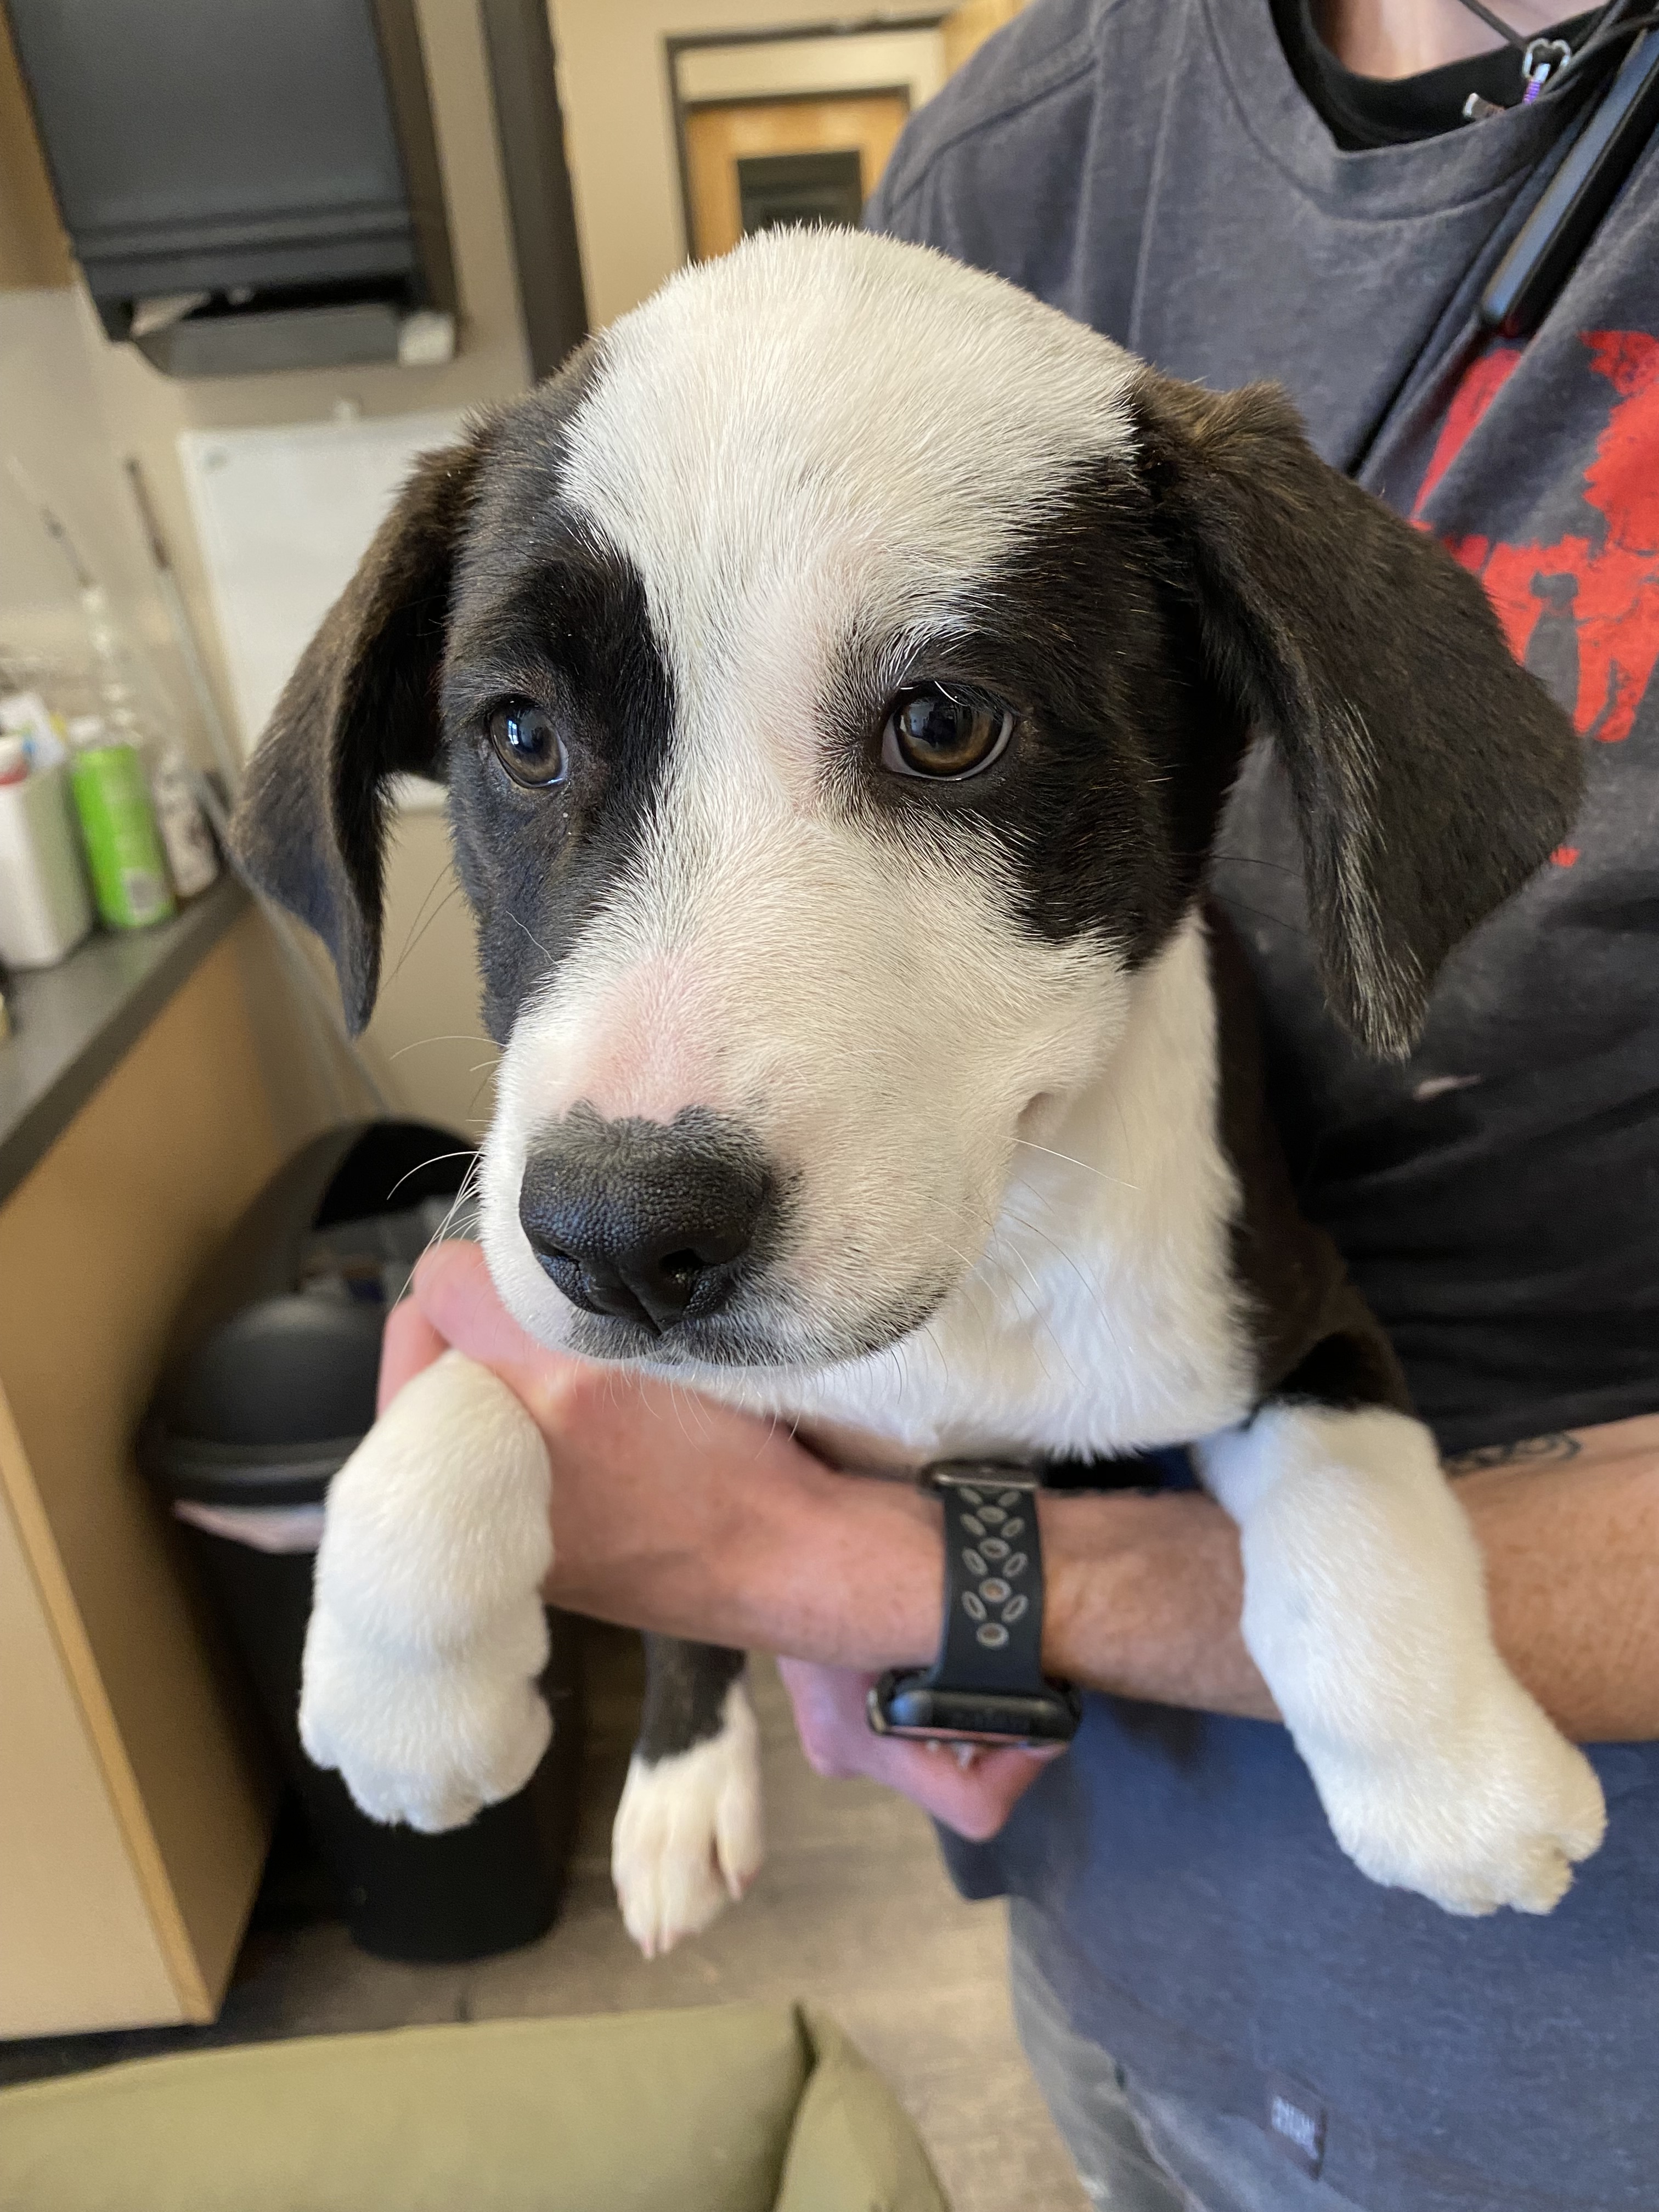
[139, 1121, 583, 1963]
[173, 1500, 327, 1553]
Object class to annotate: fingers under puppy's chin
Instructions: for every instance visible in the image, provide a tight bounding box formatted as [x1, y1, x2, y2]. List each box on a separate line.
[944, 1805, 1008, 1843]
[411, 1237, 486, 1303]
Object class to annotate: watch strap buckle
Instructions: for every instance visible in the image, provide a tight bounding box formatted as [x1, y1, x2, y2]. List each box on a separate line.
[868, 1459, 1080, 1748]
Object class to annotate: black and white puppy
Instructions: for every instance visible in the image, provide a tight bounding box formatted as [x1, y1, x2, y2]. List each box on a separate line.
[234, 229, 1604, 1956]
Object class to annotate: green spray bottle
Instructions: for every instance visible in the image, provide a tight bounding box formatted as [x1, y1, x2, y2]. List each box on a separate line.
[68, 720, 175, 930]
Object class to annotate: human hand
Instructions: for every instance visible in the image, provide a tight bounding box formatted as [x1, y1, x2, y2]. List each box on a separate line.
[396, 1240, 943, 1669]
[777, 1656, 1065, 1840]
[377, 1283, 452, 1414]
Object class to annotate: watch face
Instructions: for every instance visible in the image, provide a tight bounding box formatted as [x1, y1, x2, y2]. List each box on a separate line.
[868, 1678, 1081, 1747]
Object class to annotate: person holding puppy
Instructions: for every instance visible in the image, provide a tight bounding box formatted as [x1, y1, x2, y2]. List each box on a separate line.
[397, 2, 1658, 2206]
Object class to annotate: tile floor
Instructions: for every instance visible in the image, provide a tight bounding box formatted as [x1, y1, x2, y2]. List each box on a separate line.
[3, 1627, 1088, 2212]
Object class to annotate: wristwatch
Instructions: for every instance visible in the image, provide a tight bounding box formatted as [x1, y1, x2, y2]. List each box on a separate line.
[868, 1463, 1082, 1748]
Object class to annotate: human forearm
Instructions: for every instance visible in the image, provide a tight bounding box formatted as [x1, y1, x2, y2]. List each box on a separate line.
[540, 1424, 1271, 1709]
[730, 1415, 1659, 1742]
[1039, 1413, 1659, 1741]
[548, 1440, 946, 1671]
[1041, 1488, 1272, 1718]
[538, 1410, 1659, 1740]
[591, 1444, 1277, 1714]
[1449, 1414, 1659, 1741]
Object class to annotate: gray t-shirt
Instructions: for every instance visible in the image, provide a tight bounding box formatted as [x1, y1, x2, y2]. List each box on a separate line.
[867, 5, 1659, 2208]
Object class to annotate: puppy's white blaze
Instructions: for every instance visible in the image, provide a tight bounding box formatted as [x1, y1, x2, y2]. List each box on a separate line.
[1199, 1403, 1606, 1915]
[539, 949, 720, 1126]
[484, 745, 1125, 1372]
[562, 229, 1140, 714]
[611, 1678, 765, 1959]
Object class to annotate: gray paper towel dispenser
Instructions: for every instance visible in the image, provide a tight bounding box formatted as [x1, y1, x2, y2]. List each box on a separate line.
[4, 0, 457, 377]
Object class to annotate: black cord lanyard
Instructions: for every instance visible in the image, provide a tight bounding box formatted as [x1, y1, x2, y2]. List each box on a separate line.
[1452, 0, 1652, 101]
[1447, 0, 1659, 334]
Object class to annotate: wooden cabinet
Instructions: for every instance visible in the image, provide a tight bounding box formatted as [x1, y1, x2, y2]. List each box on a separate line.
[0, 907, 304, 2034]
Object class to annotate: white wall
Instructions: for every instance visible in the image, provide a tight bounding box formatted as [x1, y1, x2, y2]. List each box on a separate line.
[0, 290, 178, 695]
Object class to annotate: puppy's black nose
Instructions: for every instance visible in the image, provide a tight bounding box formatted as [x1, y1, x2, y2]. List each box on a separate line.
[518, 1106, 768, 1333]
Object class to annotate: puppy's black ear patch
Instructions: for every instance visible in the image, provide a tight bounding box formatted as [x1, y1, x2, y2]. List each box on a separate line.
[230, 431, 488, 1033]
[1133, 374, 1583, 1058]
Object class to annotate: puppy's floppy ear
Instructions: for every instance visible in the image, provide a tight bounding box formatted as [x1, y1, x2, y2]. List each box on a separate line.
[230, 432, 487, 1034]
[1135, 374, 1583, 1058]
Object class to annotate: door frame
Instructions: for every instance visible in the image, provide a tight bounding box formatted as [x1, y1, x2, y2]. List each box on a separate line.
[679, 85, 914, 262]
[665, 16, 945, 265]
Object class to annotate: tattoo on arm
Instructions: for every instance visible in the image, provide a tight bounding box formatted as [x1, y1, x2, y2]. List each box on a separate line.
[1445, 1432, 1583, 1475]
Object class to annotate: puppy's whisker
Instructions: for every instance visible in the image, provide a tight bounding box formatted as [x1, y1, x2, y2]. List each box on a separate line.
[1002, 1204, 1122, 1376]
[392, 859, 451, 957]
[388, 1034, 500, 1062]
[433, 1156, 481, 1233]
[1219, 896, 1312, 941]
[977, 1235, 1040, 1321]
[509, 911, 558, 965]
[387, 865, 463, 984]
[676, 1376, 715, 1441]
[384, 1149, 479, 1204]
[1011, 1136, 1138, 1191]
[1109, 1093, 1136, 1183]
[971, 1234, 1066, 1393]
[934, 1235, 1015, 1376]
[388, 877, 465, 983]
[1216, 853, 1305, 881]
[742, 1408, 786, 1466]
[416, 1159, 486, 1271]
[880, 1335, 910, 1404]
[662, 1377, 697, 1449]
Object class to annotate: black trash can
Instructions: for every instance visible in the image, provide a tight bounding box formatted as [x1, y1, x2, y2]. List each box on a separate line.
[140, 1120, 583, 1963]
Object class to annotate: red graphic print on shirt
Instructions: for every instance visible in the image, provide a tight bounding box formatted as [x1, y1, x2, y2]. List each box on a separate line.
[1412, 329, 1659, 744]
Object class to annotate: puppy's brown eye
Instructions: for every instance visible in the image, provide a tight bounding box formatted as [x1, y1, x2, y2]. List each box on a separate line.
[881, 686, 1012, 781]
[488, 701, 567, 787]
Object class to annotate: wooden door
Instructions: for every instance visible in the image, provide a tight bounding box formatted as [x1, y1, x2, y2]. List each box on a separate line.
[682, 92, 910, 263]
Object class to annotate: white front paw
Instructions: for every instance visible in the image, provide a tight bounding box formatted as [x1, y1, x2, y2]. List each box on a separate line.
[1309, 1672, 1606, 1917]
[300, 1349, 555, 1833]
[301, 1596, 551, 1832]
[611, 1680, 765, 1957]
[1207, 1403, 1609, 1919]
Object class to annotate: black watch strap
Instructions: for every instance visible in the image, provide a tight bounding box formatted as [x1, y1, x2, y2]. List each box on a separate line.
[868, 1463, 1081, 1748]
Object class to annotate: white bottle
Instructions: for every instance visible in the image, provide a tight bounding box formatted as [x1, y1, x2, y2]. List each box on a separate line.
[0, 740, 95, 968]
